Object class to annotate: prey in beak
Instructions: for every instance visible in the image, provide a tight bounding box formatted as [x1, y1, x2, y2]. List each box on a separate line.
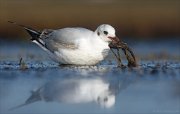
[108, 36, 137, 67]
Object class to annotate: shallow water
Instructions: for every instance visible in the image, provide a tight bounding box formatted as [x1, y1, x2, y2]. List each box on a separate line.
[0, 40, 180, 114]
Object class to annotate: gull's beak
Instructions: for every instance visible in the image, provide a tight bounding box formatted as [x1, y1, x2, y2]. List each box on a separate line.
[108, 36, 120, 44]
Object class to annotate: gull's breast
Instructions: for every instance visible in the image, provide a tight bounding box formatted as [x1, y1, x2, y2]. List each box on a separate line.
[102, 49, 110, 58]
[52, 39, 110, 65]
[53, 48, 109, 65]
[51, 44, 109, 65]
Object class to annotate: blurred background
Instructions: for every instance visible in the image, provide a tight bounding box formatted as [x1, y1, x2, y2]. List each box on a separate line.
[0, 0, 180, 62]
[0, 0, 180, 40]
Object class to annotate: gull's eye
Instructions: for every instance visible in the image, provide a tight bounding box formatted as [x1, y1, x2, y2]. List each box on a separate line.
[103, 31, 108, 35]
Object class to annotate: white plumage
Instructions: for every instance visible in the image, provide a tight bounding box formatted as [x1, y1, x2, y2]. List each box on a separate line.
[9, 22, 118, 65]
[35, 24, 117, 65]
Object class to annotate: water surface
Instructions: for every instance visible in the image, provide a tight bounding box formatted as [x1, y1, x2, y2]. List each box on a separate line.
[0, 41, 180, 114]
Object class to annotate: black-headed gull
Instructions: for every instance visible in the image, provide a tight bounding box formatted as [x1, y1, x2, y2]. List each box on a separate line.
[9, 21, 136, 66]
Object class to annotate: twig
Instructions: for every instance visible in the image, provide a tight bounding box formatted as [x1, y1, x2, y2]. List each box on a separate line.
[110, 48, 124, 67]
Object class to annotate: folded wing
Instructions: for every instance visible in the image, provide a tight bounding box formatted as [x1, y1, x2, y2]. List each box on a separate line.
[41, 27, 93, 52]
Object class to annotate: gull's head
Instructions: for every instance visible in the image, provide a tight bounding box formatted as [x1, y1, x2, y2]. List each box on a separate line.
[95, 24, 119, 43]
[97, 91, 115, 108]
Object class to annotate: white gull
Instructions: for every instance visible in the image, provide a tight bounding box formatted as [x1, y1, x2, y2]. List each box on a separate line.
[9, 22, 120, 65]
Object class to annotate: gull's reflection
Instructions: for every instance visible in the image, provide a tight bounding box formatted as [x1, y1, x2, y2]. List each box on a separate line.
[10, 74, 133, 110]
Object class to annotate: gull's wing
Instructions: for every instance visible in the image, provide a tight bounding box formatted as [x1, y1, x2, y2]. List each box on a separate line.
[41, 27, 93, 52]
[8, 21, 93, 52]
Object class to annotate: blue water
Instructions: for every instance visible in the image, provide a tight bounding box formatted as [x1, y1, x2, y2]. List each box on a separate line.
[0, 40, 180, 114]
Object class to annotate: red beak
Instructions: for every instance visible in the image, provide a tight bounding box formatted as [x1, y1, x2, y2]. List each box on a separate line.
[108, 36, 120, 43]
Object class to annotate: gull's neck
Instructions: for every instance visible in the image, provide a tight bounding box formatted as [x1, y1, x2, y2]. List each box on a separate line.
[92, 31, 109, 48]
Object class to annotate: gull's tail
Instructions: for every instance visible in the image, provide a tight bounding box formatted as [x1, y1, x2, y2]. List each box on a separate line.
[8, 21, 45, 47]
[9, 88, 42, 111]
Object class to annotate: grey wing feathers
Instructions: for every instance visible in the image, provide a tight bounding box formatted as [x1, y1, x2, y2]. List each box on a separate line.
[40, 27, 93, 51]
[8, 21, 87, 52]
